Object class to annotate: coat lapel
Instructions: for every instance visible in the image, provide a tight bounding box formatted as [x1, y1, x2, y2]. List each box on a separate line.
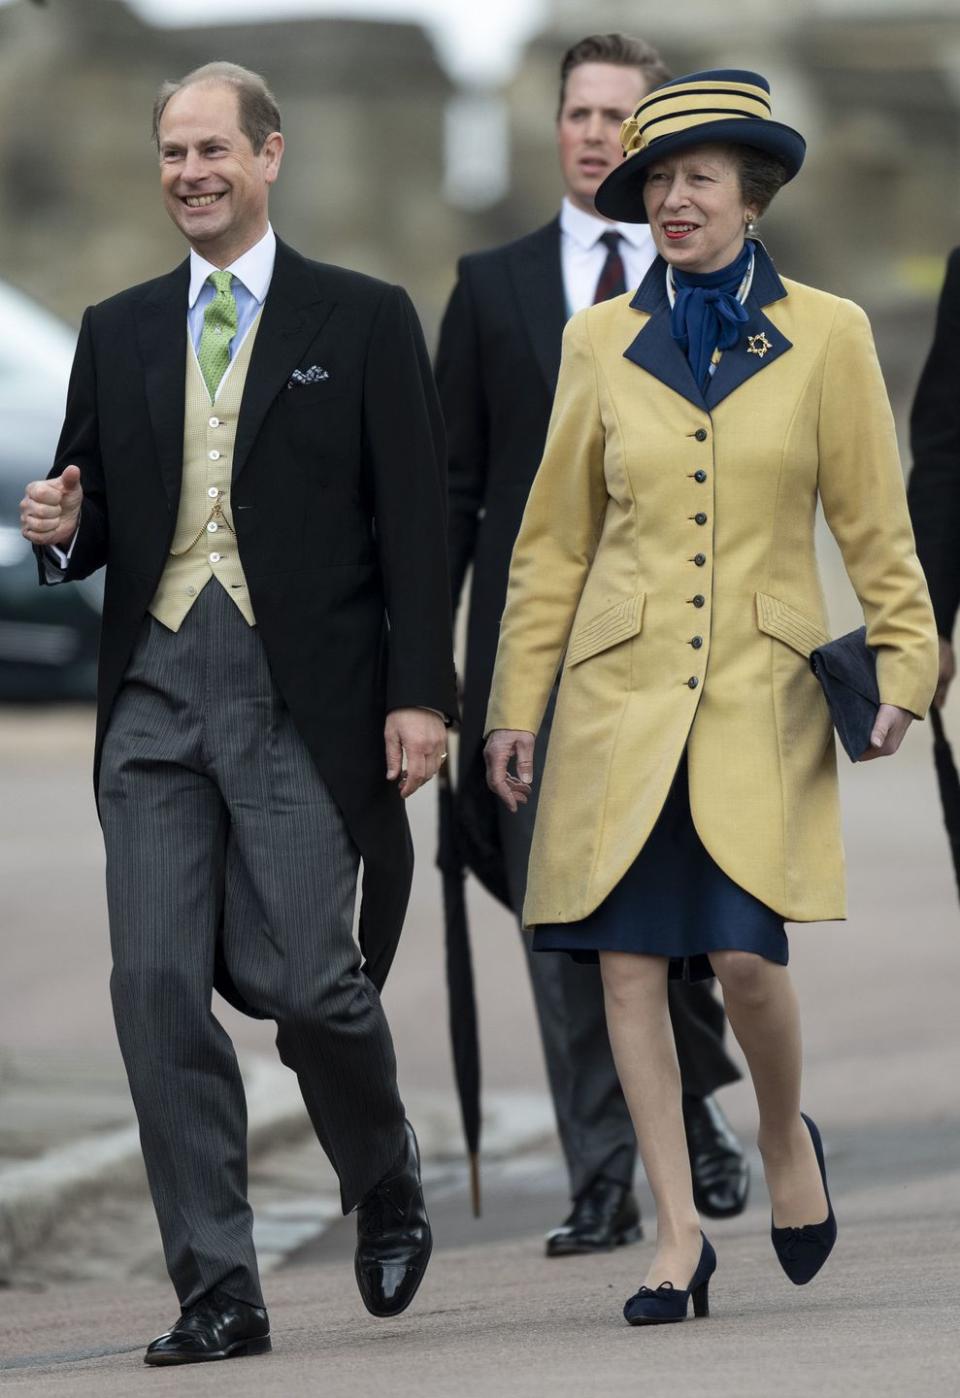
[622, 240, 792, 411]
[232, 239, 336, 483]
[623, 259, 707, 410]
[705, 244, 791, 408]
[134, 260, 190, 510]
[507, 220, 566, 393]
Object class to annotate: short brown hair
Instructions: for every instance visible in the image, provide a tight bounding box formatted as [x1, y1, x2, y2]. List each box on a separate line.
[731, 145, 789, 216]
[152, 61, 281, 153]
[558, 33, 671, 117]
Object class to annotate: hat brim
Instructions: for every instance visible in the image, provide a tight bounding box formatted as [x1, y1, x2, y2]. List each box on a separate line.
[594, 119, 806, 223]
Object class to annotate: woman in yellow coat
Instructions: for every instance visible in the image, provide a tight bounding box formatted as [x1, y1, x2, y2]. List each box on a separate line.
[484, 70, 938, 1325]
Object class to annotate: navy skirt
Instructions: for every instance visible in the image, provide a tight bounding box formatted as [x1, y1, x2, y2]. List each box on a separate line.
[531, 752, 787, 982]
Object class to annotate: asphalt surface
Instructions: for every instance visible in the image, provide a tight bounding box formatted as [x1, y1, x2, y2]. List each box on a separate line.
[2, 701, 960, 1394]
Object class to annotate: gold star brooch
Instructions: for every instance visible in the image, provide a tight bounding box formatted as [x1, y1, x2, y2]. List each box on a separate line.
[747, 331, 772, 359]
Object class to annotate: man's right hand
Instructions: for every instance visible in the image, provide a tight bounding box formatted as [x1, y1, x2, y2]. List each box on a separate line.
[935, 636, 955, 709]
[20, 465, 83, 549]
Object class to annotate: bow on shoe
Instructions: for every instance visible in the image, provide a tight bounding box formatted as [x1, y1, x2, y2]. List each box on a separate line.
[777, 1224, 832, 1261]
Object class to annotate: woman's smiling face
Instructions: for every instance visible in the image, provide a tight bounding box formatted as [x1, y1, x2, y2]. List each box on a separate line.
[643, 144, 756, 275]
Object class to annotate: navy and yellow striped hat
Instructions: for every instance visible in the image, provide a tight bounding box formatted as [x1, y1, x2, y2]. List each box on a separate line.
[595, 69, 806, 223]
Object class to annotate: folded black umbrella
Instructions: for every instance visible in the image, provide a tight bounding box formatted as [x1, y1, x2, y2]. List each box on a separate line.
[810, 627, 879, 762]
[929, 705, 960, 903]
[436, 763, 482, 1216]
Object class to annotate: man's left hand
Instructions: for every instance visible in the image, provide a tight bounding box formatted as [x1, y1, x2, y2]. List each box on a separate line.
[385, 708, 447, 798]
[860, 702, 913, 761]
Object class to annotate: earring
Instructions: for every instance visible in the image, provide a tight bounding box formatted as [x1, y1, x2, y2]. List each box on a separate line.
[745, 214, 757, 234]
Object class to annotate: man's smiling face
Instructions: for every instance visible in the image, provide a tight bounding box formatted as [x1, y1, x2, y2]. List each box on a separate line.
[157, 80, 283, 265]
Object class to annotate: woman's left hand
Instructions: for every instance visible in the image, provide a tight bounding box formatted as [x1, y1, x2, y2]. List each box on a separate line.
[859, 703, 913, 761]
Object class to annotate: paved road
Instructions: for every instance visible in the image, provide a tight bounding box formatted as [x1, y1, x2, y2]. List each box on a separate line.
[2, 703, 960, 1393]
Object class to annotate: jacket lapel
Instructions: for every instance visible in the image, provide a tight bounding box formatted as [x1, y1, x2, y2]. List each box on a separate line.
[507, 220, 566, 393]
[134, 260, 190, 510]
[622, 240, 792, 411]
[232, 238, 336, 483]
[705, 244, 791, 408]
[623, 259, 707, 410]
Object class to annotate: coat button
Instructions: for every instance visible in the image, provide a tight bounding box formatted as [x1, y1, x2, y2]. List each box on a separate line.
[695, 428, 708, 442]
[693, 594, 705, 608]
[691, 635, 703, 649]
[688, 676, 699, 689]
[694, 470, 707, 483]
[694, 553, 707, 566]
[695, 512, 708, 526]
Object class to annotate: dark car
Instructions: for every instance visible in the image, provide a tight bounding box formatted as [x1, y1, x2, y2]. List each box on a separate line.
[0, 281, 102, 699]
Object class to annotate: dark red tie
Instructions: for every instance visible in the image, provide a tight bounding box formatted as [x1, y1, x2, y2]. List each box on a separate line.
[593, 230, 627, 303]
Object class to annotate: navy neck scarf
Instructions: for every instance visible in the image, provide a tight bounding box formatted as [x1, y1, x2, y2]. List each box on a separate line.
[670, 241, 753, 391]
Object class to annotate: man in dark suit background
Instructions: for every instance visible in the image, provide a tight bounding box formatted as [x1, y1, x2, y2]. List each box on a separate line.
[436, 33, 749, 1256]
[909, 246, 960, 707]
[21, 63, 456, 1364]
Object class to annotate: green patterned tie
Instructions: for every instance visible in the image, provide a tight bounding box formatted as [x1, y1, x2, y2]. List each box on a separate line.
[197, 270, 238, 402]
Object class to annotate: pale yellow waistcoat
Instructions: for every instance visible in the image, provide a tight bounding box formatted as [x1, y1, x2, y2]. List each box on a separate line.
[149, 314, 262, 630]
[486, 279, 938, 929]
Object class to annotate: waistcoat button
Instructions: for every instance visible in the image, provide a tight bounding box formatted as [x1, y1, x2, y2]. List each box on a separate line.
[693, 594, 705, 608]
[691, 635, 703, 649]
[695, 428, 708, 442]
[695, 512, 708, 525]
[688, 676, 699, 689]
[694, 553, 707, 566]
[694, 470, 707, 483]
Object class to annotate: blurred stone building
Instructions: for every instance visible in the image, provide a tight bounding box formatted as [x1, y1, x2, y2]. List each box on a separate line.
[1, 0, 958, 418]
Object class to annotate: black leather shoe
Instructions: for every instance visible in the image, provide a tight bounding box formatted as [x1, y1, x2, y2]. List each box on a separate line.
[143, 1289, 270, 1366]
[683, 1093, 750, 1220]
[355, 1120, 432, 1317]
[545, 1177, 643, 1257]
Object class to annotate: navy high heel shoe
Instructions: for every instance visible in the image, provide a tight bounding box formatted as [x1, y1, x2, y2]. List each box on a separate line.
[770, 1113, 837, 1285]
[623, 1233, 716, 1326]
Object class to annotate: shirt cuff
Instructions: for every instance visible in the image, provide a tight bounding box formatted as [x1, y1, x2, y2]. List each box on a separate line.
[42, 528, 79, 583]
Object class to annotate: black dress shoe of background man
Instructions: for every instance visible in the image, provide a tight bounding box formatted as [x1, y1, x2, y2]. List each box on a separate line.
[683, 1093, 750, 1219]
[355, 1120, 433, 1317]
[545, 1176, 643, 1258]
[143, 1289, 270, 1366]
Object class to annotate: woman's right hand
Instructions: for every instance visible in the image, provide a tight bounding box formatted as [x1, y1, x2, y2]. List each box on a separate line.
[484, 729, 535, 812]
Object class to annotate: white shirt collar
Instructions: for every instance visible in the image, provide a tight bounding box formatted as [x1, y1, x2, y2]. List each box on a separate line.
[188, 223, 276, 309]
[560, 196, 649, 252]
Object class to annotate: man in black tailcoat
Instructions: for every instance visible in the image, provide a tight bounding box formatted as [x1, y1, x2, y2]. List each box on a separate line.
[21, 63, 455, 1363]
[436, 34, 749, 1256]
[909, 246, 960, 707]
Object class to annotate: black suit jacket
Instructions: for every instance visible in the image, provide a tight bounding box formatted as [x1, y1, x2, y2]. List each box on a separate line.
[908, 245, 960, 639]
[435, 220, 566, 902]
[42, 237, 458, 999]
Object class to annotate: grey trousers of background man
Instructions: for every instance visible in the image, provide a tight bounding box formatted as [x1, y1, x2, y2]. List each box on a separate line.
[497, 689, 739, 1201]
[100, 584, 407, 1310]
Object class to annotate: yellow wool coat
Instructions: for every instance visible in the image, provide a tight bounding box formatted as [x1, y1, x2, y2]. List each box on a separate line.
[485, 244, 938, 929]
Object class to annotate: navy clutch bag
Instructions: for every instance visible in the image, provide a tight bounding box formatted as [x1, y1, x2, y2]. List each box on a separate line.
[809, 626, 879, 762]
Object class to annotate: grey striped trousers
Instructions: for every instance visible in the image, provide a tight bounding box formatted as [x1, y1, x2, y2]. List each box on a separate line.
[100, 582, 406, 1309]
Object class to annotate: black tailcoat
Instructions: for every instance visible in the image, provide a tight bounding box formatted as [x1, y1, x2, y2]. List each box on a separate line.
[41, 238, 459, 1004]
[436, 220, 565, 900]
[908, 245, 960, 640]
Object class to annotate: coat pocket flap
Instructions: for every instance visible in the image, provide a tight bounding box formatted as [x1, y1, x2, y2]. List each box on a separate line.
[755, 591, 830, 658]
[566, 593, 645, 667]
